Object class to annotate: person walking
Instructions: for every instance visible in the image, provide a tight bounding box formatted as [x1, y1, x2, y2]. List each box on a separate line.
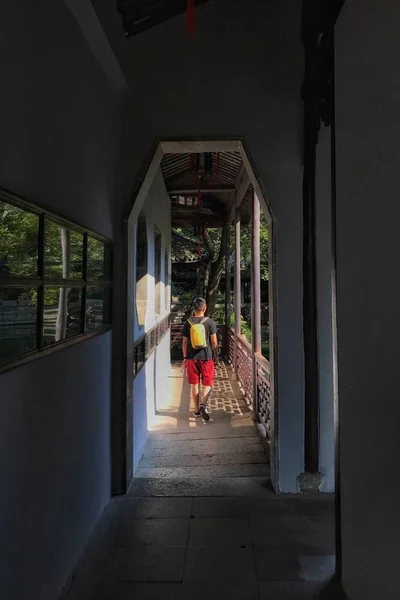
[182, 297, 218, 421]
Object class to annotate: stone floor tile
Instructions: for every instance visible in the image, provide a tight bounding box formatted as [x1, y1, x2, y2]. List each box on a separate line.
[248, 497, 304, 518]
[109, 546, 186, 582]
[299, 555, 336, 582]
[250, 516, 310, 547]
[258, 581, 325, 599]
[300, 522, 336, 556]
[184, 546, 255, 581]
[296, 498, 336, 520]
[253, 545, 305, 581]
[188, 517, 251, 547]
[98, 582, 182, 599]
[192, 497, 248, 518]
[182, 579, 258, 599]
[105, 518, 189, 547]
[110, 497, 192, 519]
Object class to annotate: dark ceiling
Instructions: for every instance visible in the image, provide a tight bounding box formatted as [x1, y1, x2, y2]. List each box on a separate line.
[117, 0, 212, 37]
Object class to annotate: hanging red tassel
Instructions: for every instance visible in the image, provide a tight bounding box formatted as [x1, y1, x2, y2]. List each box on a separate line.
[197, 242, 201, 258]
[186, 0, 195, 38]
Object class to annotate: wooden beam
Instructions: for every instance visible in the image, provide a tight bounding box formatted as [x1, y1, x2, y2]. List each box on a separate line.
[64, 0, 126, 93]
[160, 140, 241, 154]
[236, 170, 250, 207]
[168, 186, 235, 195]
[234, 162, 245, 190]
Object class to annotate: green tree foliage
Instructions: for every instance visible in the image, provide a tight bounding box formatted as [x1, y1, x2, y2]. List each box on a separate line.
[0, 202, 39, 277]
[173, 213, 269, 317]
[0, 201, 106, 307]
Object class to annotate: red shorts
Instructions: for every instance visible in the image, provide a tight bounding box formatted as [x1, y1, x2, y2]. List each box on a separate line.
[186, 359, 215, 386]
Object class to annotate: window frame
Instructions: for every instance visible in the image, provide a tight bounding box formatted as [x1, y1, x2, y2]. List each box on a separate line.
[135, 213, 148, 329]
[164, 245, 170, 313]
[154, 226, 162, 316]
[0, 189, 113, 373]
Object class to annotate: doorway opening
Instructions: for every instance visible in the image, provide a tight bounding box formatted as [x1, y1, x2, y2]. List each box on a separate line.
[125, 140, 277, 489]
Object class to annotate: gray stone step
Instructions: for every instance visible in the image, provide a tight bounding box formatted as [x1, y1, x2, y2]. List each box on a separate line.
[146, 426, 258, 443]
[145, 437, 264, 457]
[135, 463, 270, 480]
[139, 450, 268, 469]
[128, 476, 273, 498]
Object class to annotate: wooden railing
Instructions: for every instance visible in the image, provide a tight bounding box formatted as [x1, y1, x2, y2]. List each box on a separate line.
[133, 314, 170, 379]
[227, 326, 271, 441]
[255, 352, 271, 440]
[236, 334, 253, 408]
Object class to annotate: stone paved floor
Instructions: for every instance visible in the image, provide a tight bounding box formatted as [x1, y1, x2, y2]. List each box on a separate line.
[62, 363, 336, 600]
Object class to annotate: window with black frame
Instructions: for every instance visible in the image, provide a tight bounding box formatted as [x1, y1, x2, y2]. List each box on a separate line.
[0, 193, 112, 369]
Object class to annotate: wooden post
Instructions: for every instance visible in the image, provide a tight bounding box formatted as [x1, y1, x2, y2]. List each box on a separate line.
[224, 222, 231, 359]
[302, 39, 320, 474]
[234, 208, 241, 373]
[251, 192, 262, 416]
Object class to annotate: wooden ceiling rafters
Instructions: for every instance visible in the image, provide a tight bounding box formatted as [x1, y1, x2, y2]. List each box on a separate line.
[161, 151, 252, 228]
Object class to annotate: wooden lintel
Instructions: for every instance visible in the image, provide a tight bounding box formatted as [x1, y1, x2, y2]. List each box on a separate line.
[168, 186, 235, 195]
[236, 170, 251, 207]
[234, 162, 245, 190]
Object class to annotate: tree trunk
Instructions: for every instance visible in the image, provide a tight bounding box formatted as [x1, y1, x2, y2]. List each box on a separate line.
[204, 227, 228, 317]
[203, 262, 211, 298]
[55, 228, 70, 341]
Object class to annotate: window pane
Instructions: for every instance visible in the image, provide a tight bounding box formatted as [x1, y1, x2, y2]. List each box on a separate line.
[44, 220, 83, 279]
[0, 201, 39, 276]
[0, 287, 37, 363]
[85, 286, 111, 331]
[87, 237, 111, 281]
[43, 287, 82, 345]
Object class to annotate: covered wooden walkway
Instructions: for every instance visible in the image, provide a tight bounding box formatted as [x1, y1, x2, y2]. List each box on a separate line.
[130, 361, 271, 496]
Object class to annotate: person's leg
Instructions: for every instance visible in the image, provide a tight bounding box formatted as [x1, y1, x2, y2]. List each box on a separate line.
[202, 385, 212, 406]
[199, 361, 215, 421]
[186, 360, 201, 416]
[191, 383, 200, 414]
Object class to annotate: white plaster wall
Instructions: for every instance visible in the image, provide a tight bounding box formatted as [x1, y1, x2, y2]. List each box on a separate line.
[95, 0, 306, 493]
[0, 2, 121, 599]
[133, 352, 155, 472]
[335, 2, 400, 597]
[316, 126, 335, 492]
[131, 169, 171, 470]
[132, 170, 171, 341]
